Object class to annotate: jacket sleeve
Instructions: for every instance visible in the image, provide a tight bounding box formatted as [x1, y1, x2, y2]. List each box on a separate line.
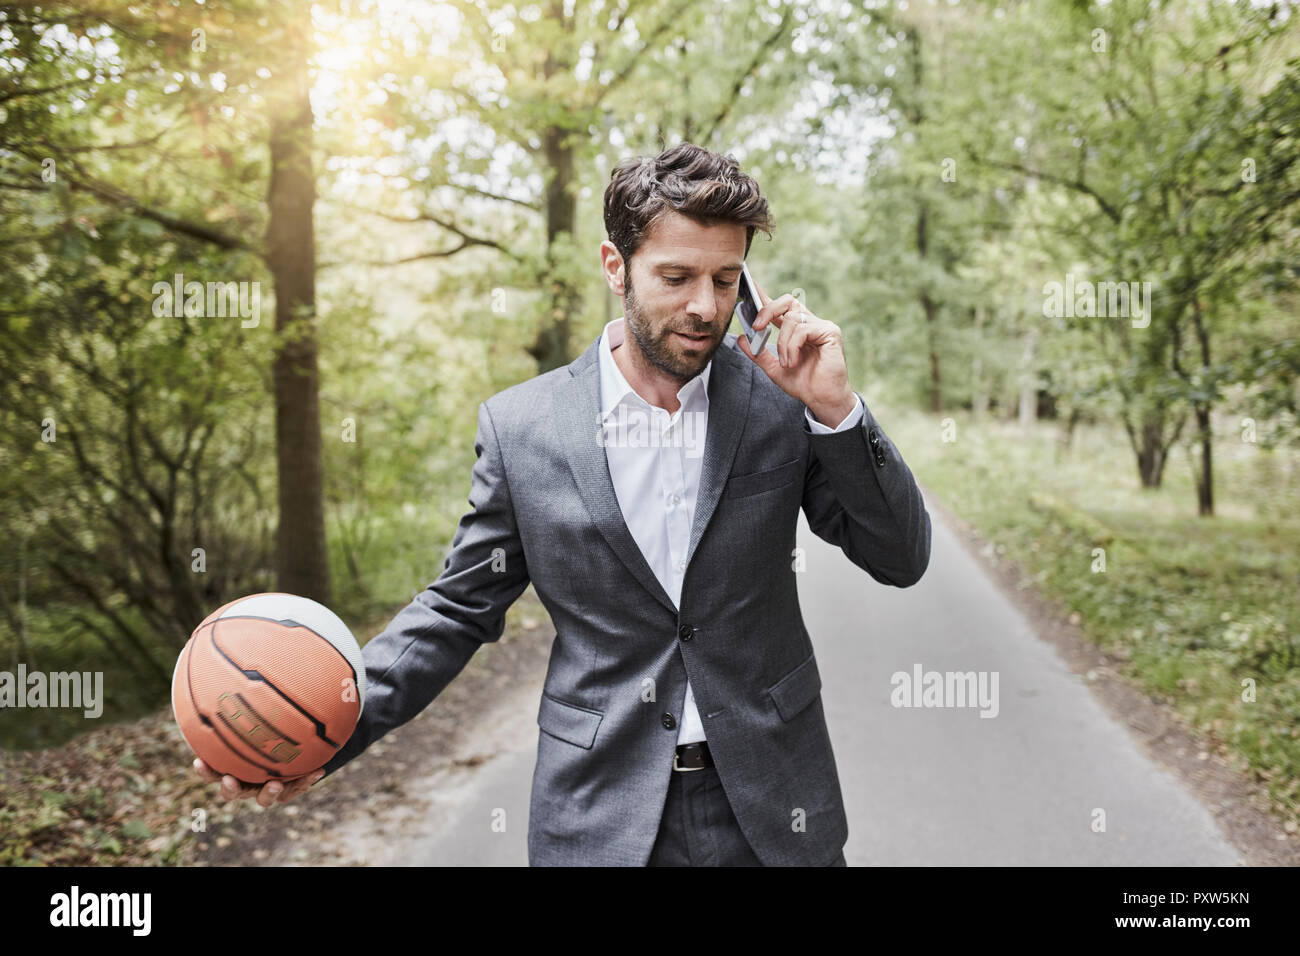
[800, 390, 932, 587]
[317, 400, 531, 780]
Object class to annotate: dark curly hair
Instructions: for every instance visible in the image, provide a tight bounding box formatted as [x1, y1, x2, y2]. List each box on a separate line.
[603, 142, 774, 267]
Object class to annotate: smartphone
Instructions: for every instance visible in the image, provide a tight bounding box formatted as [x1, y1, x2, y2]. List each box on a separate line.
[734, 262, 771, 354]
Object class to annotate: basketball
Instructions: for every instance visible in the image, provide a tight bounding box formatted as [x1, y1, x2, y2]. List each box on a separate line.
[172, 593, 366, 784]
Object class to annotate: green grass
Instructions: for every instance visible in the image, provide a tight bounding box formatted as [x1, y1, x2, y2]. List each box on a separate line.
[882, 406, 1300, 820]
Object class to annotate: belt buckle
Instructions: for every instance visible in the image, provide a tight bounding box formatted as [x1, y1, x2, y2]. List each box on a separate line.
[673, 747, 706, 772]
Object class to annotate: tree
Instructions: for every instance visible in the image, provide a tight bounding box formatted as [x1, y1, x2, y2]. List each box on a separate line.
[959, 0, 1300, 509]
[1, 0, 333, 598]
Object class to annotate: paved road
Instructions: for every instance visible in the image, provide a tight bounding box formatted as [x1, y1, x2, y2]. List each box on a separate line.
[407, 496, 1243, 866]
[812, 490, 1240, 866]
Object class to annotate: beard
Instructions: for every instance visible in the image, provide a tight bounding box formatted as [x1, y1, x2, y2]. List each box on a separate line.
[622, 270, 722, 382]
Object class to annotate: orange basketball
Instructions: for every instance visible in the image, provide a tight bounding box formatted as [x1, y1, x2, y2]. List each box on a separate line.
[171, 593, 366, 784]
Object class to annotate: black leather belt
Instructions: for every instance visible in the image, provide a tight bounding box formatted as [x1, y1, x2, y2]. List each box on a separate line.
[673, 741, 712, 772]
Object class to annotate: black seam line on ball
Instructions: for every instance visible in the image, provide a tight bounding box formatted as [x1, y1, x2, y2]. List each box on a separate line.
[206, 613, 361, 694]
[188, 630, 286, 778]
[207, 623, 342, 748]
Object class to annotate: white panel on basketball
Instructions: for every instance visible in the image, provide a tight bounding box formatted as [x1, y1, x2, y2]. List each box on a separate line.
[218, 593, 367, 713]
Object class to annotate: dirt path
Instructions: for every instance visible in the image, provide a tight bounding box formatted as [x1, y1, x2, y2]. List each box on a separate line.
[195, 587, 554, 866]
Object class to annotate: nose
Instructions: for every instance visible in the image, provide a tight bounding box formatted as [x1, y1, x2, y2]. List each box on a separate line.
[685, 276, 719, 324]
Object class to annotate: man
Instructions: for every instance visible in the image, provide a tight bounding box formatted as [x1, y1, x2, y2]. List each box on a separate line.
[196, 142, 932, 866]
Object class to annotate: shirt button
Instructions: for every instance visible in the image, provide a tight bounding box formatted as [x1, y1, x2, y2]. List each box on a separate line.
[678, 624, 694, 642]
[669, 493, 682, 507]
[661, 713, 676, 730]
[676, 558, 687, 572]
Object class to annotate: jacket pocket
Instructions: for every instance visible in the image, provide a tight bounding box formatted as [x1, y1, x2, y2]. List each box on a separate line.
[725, 456, 802, 500]
[767, 653, 822, 722]
[537, 691, 604, 749]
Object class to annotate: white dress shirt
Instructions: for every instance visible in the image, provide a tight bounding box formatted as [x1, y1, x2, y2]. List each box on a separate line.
[596, 317, 864, 744]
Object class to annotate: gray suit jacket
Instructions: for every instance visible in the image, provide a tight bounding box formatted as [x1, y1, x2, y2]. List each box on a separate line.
[319, 329, 932, 865]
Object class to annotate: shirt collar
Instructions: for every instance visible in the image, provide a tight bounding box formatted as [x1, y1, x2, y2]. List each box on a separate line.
[597, 317, 712, 421]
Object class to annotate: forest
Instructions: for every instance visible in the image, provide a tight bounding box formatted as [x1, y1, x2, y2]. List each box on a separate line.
[0, 0, 1297, 864]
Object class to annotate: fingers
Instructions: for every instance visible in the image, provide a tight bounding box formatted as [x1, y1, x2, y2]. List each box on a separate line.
[220, 774, 257, 803]
[278, 771, 325, 803]
[192, 757, 324, 811]
[276, 781, 303, 804]
[777, 304, 816, 368]
[738, 327, 782, 378]
[739, 303, 812, 372]
[782, 313, 817, 369]
[198, 759, 324, 806]
[754, 293, 800, 331]
[777, 307, 797, 366]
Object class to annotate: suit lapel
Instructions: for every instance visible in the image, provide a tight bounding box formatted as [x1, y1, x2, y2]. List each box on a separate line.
[556, 332, 753, 615]
[686, 338, 752, 567]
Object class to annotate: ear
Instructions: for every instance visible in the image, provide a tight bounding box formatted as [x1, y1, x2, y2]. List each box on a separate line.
[600, 240, 625, 295]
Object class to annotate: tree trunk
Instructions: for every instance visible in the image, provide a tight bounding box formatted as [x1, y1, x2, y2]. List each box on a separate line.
[1137, 417, 1166, 487]
[971, 305, 988, 420]
[528, 7, 583, 372]
[1123, 409, 1184, 488]
[528, 123, 581, 372]
[1054, 405, 1083, 465]
[906, 28, 942, 414]
[917, 204, 942, 413]
[266, 10, 331, 604]
[1193, 403, 1214, 515]
[1190, 299, 1215, 517]
[1018, 326, 1037, 432]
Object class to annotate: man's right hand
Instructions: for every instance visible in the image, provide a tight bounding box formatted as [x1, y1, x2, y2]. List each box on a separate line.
[192, 758, 324, 807]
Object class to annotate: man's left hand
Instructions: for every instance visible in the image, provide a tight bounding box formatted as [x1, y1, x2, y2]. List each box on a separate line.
[736, 283, 856, 428]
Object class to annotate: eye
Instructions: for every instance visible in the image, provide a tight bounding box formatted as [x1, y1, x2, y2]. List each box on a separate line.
[663, 276, 735, 288]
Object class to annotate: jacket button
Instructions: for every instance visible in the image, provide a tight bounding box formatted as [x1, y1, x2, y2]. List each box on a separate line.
[661, 713, 676, 730]
[875, 452, 887, 466]
[868, 429, 880, 448]
[678, 624, 693, 641]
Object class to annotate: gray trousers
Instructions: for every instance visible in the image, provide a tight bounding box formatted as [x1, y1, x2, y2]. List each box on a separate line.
[647, 762, 847, 866]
